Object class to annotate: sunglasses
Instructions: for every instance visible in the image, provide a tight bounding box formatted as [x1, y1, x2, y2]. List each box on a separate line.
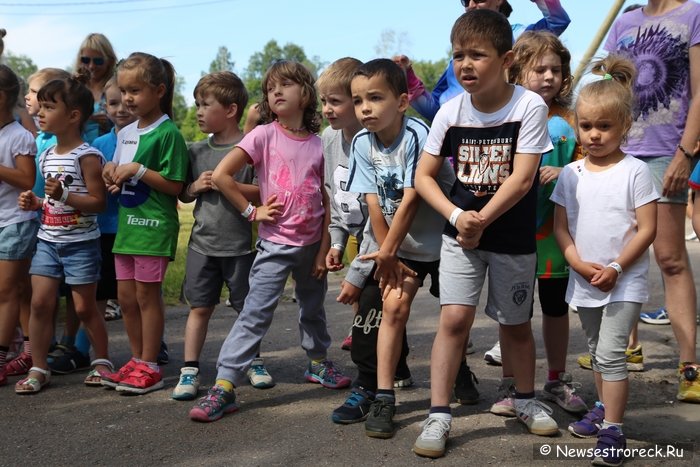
[80, 56, 105, 66]
[461, 0, 488, 6]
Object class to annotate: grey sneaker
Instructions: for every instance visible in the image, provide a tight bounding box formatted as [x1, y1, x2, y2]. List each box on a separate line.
[514, 398, 559, 436]
[364, 398, 396, 439]
[172, 366, 200, 401]
[413, 416, 451, 458]
[247, 358, 275, 389]
[543, 372, 587, 414]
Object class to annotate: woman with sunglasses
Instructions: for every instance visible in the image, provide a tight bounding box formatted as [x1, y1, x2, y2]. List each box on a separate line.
[74, 33, 117, 144]
[398, 0, 571, 123]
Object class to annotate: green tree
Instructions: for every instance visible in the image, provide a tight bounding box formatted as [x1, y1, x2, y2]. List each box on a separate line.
[411, 56, 449, 93]
[172, 75, 188, 128]
[374, 29, 411, 58]
[179, 105, 206, 143]
[3, 51, 38, 82]
[209, 46, 235, 73]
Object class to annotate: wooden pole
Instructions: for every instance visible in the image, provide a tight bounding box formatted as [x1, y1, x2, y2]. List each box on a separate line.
[572, 0, 628, 87]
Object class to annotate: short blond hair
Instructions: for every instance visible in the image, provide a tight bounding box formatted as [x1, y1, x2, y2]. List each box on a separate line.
[316, 57, 362, 96]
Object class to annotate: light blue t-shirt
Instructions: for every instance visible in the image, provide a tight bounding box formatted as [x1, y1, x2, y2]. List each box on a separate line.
[92, 128, 120, 234]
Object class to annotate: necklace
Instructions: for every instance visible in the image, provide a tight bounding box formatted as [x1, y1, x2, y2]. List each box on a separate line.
[277, 120, 306, 134]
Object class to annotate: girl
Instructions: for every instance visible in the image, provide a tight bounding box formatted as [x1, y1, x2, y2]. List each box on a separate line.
[189, 60, 349, 423]
[75, 33, 117, 144]
[488, 31, 587, 417]
[101, 52, 188, 395]
[15, 73, 111, 394]
[0, 65, 38, 386]
[551, 56, 658, 466]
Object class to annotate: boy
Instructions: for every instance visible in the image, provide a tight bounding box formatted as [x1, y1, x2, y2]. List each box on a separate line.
[412, 10, 556, 458]
[347, 59, 454, 439]
[318, 58, 413, 425]
[171, 72, 261, 400]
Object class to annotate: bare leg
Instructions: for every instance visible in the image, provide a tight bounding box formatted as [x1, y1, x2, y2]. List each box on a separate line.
[118, 279, 142, 359]
[136, 281, 164, 363]
[184, 306, 215, 362]
[500, 321, 536, 394]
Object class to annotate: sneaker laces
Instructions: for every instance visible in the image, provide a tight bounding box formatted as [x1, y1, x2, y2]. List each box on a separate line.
[344, 390, 368, 407]
[199, 386, 229, 409]
[317, 360, 339, 379]
[180, 374, 197, 385]
[519, 399, 554, 419]
[420, 417, 450, 440]
[250, 364, 269, 376]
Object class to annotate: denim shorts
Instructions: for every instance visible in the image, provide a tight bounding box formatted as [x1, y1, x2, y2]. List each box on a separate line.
[642, 156, 689, 204]
[30, 238, 101, 285]
[0, 219, 39, 260]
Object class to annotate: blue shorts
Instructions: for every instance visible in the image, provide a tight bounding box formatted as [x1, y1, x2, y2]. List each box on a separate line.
[641, 156, 689, 204]
[0, 219, 39, 260]
[30, 238, 102, 285]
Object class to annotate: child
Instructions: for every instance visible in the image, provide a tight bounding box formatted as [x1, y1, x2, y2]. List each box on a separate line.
[189, 60, 350, 423]
[172, 71, 259, 401]
[101, 52, 189, 394]
[604, 0, 700, 403]
[413, 10, 556, 458]
[15, 73, 111, 394]
[318, 57, 414, 424]
[0, 65, 39, 386]
[346, 59, 454, 439]
[486, 31, 587, 417]
[552, 55, 659, 467]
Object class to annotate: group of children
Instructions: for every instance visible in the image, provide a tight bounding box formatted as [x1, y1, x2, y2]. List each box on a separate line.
[0, 1, 699, 465]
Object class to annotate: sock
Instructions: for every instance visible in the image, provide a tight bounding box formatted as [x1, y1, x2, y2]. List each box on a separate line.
[75, 327, 91, 356]
[514, 391, 536, 400]
[215, 379, 234, 392]
[144, 361, 159, 371]
[601, 419, 623, 433]
[0, 345, 8, 368]
[429, 406, 452, 418]
[548, 370, 564, 382]
[376, 389, 395, 403]
[23, 336, 31, 356]
[184, 361, 199, 369]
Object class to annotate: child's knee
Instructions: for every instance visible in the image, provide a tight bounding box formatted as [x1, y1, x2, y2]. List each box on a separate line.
[499, 321, 533, 342]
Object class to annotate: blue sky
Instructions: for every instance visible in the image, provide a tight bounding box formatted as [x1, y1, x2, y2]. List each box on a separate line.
[2, 0, 642, 103]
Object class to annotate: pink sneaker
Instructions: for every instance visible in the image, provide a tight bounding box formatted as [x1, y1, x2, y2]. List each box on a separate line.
[341, 335, 352, 351]
[101, 358, 137, 389]
[490, 378, 516, 417]
[116, 362, 164, 394]
[5, 351, 32, 376]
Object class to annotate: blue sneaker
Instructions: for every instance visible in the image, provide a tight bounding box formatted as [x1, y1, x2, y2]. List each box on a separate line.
[189, 385, 238, 423]
[592, 426, 626, 466]
[331, 386, 375, 424]
[568, 402, 605, 438]
[640, 307, 670, 325]
[304, 360, 351, 389]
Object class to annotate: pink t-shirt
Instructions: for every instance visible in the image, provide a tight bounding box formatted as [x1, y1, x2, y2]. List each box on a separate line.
[238, 121, 325, 246]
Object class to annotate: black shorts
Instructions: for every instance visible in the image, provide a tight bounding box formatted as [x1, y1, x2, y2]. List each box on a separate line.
[537, 277, 569, 317]
[400, 257, 440, 298]
[97, 233, 117, 301]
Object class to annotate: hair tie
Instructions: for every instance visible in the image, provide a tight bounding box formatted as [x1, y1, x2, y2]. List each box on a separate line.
[604, 73, 613, 80]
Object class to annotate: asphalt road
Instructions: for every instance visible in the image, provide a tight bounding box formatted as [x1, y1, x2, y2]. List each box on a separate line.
[1, 240, 699, 466]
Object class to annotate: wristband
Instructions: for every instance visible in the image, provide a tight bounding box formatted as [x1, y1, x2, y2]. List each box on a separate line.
[241, 202, 254, 218]
[246, 206, 257, 222]
[449, 207, 464, 227]
[677, 143, 694, 160]
[58, 181, 69, 203]
[331, 243, 345, 251]
[133, 164, 148, 181]
[607, 262, 623, 276]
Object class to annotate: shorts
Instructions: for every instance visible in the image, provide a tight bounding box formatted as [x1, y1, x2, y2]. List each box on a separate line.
[439, 235, 535, 325]
[401, 257, 440, 298]
[30, 237, 101, 285]
[182, 248, 255, 309]
[97, 234, 117, 300]
[642, 156, 689, 204]
[0, 218, 39, 260]
[115, 254, 169, 283]
[538, 277, 569, 317]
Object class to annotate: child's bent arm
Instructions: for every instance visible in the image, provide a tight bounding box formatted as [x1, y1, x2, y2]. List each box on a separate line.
[212, 147, 253, 214]
[17, 190, 42, 211]
[52, 155, 106, 213]
[137, 164, 183, 196]
[479, 152, 541, 227]
[312, 188, 332, 280]
[237, 182, 260, 204]
[0, 154, 36, 190]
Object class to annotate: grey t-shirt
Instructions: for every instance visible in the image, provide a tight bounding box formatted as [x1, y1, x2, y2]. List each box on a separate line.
[187, 136, 255, 257]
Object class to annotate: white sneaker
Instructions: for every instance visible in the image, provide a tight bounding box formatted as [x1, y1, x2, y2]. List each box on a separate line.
[172, 366, 200, 401]
[247, 357, 275, 389]
[484, 341, 502, 366]
[514, 398, 559, 436]
[413, 415, 451, 458]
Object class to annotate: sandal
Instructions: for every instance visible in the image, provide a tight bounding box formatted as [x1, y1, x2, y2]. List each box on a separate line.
[15, 366, 51, 394]
[84, 359, 115, 386]
[104, 300, 122, 321]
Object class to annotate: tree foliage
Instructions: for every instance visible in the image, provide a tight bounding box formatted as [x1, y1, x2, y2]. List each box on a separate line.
[374, 29, 412, 58]
[3, 51, 38, 83]
[209, 46, 235, 74]
[172, 75, 189, 128]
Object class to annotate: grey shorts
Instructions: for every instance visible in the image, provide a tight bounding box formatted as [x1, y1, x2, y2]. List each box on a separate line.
[642, 156, 689, 204]
[182, 247, 255, 310]
[439, 235, 535, 325]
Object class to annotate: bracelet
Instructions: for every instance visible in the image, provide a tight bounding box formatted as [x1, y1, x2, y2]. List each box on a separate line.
[449, 207, 464, 227]
[331, 243, 345, 251]
[246, 206, 257, 222]
[58, 181, 69, 203]
[133, 164, 148, 181]
[677, 143, 694, 160]
[607, 262, 623, 276]
[241, 202, 254, 218]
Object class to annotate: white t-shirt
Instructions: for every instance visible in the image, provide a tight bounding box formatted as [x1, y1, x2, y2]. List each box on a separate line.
[550, 155, 659, 307]
[0, 121, 37, 227]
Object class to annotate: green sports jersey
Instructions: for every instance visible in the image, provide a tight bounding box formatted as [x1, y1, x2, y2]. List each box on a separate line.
[113, 117, 188, 259]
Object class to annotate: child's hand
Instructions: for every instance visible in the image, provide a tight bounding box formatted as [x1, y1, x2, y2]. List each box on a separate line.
[590, 266, 619, 292]
[312, 249, 328, 280]
[113, 162, 141, 186]
[337, 281, 362, 305]
[191, 170, 214, 195]
[539, 166, 562, 185]
[18, 190, 41, 211]
[44, 176, 64, 201]
[326, 247, 344, 271]
[360, 250, 416, 300]
[574, 261, 605, 282]
[255, 194, 283, 223]
[392, 55, 411, 72]
[456, 230, 482, 250]
[102, 162, 118, 190]
[455, 210, 485, 237]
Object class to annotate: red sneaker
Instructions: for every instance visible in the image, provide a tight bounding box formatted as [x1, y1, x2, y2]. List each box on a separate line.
[341, 335, 352, 351]
[101, 358, 137, 389]
[116, 362, 164, 394]
[5, 351, 32, 376]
